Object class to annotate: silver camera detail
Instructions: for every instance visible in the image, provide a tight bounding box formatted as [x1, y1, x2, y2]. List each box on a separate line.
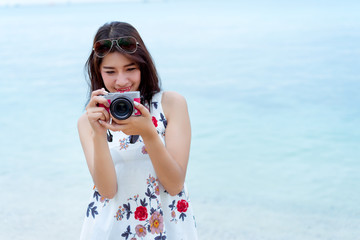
[101, 91, 141, 120]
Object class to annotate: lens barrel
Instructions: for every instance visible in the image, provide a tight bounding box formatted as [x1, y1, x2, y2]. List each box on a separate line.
[110, 97, 133, 120]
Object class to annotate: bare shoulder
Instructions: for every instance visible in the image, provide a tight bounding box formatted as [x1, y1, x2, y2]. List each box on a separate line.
[162, 91, 189, 121]
[162, 91, 187, 108]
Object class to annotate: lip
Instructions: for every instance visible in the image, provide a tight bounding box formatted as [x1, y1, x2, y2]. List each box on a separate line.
[116, 86, 131, 93]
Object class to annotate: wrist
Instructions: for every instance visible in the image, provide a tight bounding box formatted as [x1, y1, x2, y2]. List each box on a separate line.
[141, 126, 158, 142]
[92, 129, 108, 141]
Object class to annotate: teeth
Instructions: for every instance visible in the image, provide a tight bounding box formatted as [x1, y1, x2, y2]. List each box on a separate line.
[117, 87, 131, 92]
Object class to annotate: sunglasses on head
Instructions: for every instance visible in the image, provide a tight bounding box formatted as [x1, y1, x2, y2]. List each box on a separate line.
[93, 36, 139, 58]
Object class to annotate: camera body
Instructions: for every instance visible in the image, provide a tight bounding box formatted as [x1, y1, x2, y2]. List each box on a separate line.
[100, 91, 141, 120]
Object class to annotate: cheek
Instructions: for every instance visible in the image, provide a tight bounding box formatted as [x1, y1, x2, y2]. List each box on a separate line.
[134, 71, 141, 85]
[101, 74, 113, 88]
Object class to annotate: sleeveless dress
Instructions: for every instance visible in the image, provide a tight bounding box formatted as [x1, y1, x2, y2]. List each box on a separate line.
[80, 92, 198, 240]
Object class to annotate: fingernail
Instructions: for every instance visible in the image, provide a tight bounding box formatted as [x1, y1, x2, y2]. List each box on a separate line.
[101, 88, 108, 93]
[134, 101, 139, 106]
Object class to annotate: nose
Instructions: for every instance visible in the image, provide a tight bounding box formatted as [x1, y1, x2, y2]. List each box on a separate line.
[115, 72, 128, 86]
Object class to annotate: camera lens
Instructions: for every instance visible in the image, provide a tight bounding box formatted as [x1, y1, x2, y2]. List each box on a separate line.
[110, 97, 133, 120]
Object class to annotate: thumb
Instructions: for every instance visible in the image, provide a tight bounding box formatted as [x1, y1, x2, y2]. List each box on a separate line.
[134, 101, 150, 117]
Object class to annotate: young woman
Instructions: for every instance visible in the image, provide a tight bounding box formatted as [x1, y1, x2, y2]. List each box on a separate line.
[78, 21, 198, 240]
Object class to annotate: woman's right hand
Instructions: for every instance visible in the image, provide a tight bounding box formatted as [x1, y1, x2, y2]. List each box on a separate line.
[79, 88, 118, 199]
[85, 88, 111, 136]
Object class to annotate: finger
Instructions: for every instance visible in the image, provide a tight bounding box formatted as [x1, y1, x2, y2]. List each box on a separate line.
[87, 88, 109, 107]
[91, 88, 108, 98]
[87, 107, 110, 122]
[88, 95, 110, 109]
[133, 101, 150, 117]
[88, 112, 107, 123]
[110, 114, 130, 125]
[99, 120, 125, 132]
[95, 96, 111, 108]
[101, 107, 111, 122]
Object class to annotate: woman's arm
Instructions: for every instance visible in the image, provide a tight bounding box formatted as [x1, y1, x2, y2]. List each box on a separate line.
[99, 91, 191, 196]
[142, 91, 191, 196]
[77, 89, 118, 199]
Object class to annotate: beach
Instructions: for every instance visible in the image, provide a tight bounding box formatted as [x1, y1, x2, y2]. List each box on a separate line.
[0, 0, 360, 239]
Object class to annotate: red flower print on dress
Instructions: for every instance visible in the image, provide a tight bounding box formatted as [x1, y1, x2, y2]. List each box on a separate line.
[134, 206, 148, 221]
[152, 116, 158, 127]
[177, 199, 189, 213]
[115, 174, 169, 238]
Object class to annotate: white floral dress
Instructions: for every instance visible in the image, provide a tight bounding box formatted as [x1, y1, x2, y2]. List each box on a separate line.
[80, 92, 198, 240]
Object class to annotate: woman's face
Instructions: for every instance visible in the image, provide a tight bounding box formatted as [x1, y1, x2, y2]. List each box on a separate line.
[100, 51, 141, 93]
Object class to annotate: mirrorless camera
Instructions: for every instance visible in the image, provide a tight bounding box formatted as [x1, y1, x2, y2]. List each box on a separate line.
[100, 91, 141, 120]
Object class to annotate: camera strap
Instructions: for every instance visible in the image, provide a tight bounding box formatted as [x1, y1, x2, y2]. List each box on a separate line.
[107, 130, 113, 142]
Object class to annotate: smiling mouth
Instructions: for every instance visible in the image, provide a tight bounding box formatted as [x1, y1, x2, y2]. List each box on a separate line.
[116, 87, 131, 93]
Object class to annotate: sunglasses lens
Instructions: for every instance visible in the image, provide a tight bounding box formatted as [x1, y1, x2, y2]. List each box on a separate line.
[117, 37, 137, 53]
[93, 37, 138, 57]
[94, 40, 113, 57]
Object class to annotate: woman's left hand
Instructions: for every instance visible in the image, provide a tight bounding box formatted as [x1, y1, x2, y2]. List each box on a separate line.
[99, 101, 157, 137]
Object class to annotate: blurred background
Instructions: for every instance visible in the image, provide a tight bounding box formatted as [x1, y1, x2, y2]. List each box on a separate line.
[0, 0, 360, 239]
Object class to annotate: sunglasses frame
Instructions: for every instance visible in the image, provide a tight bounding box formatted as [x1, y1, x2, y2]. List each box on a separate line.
[93, 36, 139, 58]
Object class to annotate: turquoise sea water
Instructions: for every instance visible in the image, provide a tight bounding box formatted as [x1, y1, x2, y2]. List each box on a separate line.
[1, 1, 360, 239]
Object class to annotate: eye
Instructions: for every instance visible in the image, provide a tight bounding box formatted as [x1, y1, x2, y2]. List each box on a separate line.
[105, 71, 115, 74]
[126, 67, 136, 72]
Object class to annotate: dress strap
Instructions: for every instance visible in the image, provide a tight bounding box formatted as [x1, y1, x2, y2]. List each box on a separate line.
[150, 91, 167, 135]
[151, 91, 163, 104]
[150, 91, 164, 113]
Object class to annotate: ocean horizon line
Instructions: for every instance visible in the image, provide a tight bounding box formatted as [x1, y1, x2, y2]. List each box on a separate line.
[0, 0, 167, 7]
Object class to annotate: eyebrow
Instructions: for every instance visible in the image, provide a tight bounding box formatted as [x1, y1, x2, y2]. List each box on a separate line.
[102, 63, 136, 69]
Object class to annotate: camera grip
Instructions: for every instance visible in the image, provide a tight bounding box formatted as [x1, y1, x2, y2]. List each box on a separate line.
[98, 99, 111, 113]
[134, 97, 141, 116]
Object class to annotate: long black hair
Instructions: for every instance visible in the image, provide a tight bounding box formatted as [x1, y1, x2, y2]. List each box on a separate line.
[85, 21, 161, 105]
